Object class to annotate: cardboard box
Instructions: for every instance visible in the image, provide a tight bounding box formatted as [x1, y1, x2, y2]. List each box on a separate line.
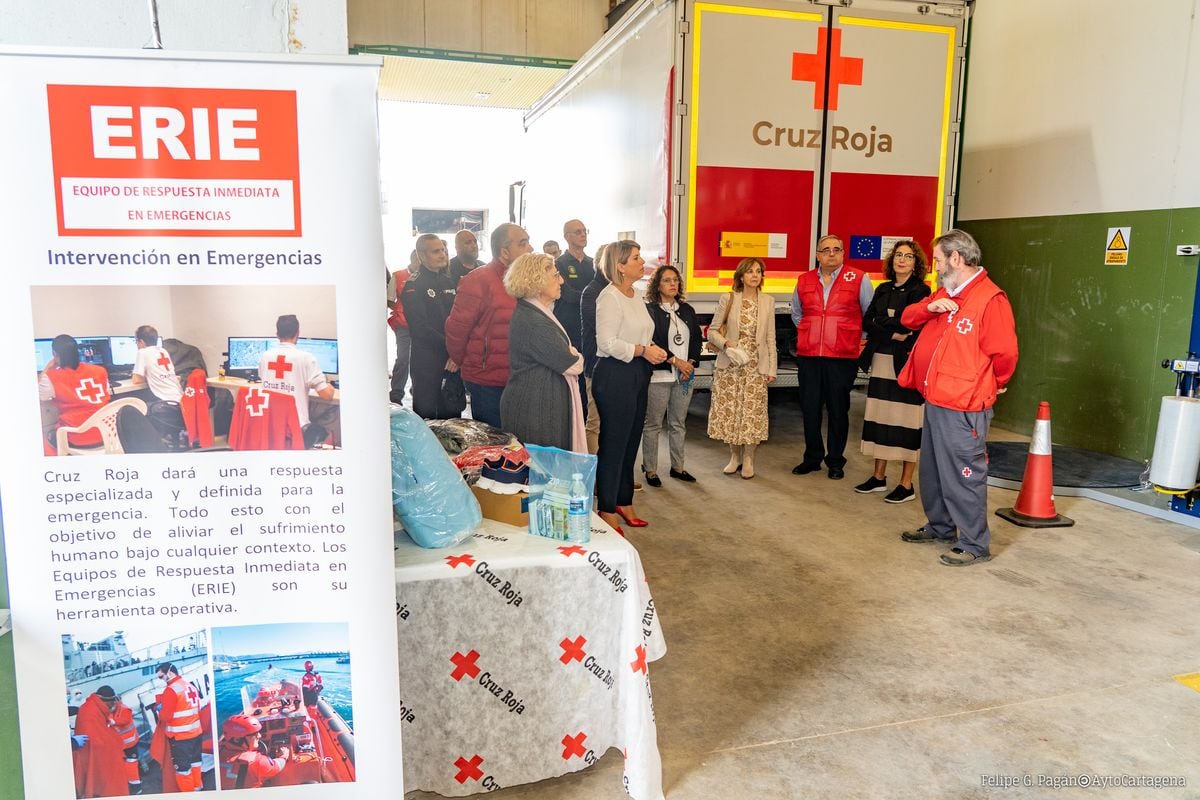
[470, 485, 530, 527]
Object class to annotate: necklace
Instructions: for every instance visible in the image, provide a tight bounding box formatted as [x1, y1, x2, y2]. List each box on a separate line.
[663, 304, 685, 346]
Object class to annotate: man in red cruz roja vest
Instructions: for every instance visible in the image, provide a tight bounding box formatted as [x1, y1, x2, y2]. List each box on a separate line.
[155, 662, 204, 791]
[898, 229, 1018, 566]
[790, 234, 874, 480]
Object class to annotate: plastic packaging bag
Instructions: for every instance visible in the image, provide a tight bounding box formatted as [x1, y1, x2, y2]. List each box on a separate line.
[391, 407, 481, 548]
[426, 417, 516, 456]
[525, 445, 598, 543]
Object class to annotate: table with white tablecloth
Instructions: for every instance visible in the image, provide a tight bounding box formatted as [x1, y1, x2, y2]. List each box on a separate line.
[395, 518, 666, 799]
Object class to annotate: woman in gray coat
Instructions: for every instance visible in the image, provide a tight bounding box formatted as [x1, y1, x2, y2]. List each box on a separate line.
[500, 252, 586, 451]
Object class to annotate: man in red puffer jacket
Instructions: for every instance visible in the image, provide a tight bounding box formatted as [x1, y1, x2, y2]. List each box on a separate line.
[444, 223, 532, 428]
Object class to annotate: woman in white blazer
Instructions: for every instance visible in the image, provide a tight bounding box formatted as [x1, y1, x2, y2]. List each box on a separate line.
[706, 258, 777, 478]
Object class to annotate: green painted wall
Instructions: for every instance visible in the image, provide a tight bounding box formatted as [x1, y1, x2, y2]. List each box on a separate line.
[0, 520, 24, 800]
[959, 207, 1200, 461]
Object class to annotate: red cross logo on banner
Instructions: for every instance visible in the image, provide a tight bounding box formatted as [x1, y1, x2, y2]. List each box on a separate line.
[453, 755, 484, 784]
[75, 377, 106, 404]
[956, 318, 974, 335]
[557, 545, 587, 558]
[961, 466, 973, 478]
[156, 352, 172, 371]
[559, 636, 587, 664]
[266, 354, 293, 379]
[630, 644, 647, 675]
[561, 732, 587, 760]
[791, 27, 863, 111]
[445, 553, 476, 569]
[449, 649, 481, 682]
[244, 387, 270, 417]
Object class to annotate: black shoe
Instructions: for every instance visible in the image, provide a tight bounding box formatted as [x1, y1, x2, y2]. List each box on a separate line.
[644, 471, 662, 488]
[792, 462, 822, 475]
[669, 469, 697, 483]
[884, 484, 916, 504]
[940, 547, 992, 566]
[854, 476, 888, 494]
[827, 467, 845, 480]
[900, 526, 953, 544]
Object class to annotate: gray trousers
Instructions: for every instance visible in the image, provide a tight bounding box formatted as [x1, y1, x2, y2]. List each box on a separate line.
[641, 380, 693, 473]
[919, 403, 993, 556]
[390, 325, 411, 404]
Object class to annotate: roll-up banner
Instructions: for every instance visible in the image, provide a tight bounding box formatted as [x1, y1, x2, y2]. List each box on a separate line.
[0, 47, 402, 797]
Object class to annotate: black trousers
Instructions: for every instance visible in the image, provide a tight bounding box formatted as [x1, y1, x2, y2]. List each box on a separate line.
[796, 355, 858, 469]
[592, 356, 650, 513]
[410, 339, 455, 419]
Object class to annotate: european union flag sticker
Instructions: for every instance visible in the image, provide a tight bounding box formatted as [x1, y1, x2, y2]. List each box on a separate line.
[850, 235, 882, 259]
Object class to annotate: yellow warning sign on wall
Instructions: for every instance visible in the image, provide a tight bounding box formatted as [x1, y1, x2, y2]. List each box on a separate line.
[1105, 226, 1130, 266]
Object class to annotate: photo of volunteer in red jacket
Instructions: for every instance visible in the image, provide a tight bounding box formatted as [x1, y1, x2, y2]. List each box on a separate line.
[31, 285, 340, 455]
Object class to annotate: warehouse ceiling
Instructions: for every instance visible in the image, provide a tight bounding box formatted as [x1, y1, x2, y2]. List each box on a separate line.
[355, 46, 575, 109]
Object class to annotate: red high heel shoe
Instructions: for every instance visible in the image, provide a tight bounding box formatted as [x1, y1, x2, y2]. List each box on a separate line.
[598, 512, 627, 537]
[615, 506, 648, 528]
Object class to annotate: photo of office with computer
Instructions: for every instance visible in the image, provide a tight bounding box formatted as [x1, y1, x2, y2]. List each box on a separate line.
[31, 285, 340, 455]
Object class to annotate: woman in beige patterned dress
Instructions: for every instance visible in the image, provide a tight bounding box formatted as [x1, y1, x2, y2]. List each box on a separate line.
[706, 258, 777, 478]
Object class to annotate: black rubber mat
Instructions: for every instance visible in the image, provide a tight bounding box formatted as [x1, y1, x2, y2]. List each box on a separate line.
[987, 442, 1145, 489]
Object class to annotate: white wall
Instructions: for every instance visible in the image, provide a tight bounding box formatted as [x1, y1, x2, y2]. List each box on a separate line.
[0, 0, 348, 54]
[958, 0, 1200, 219]
[31, 285, 336, 375]
[377, 101, 530, 267]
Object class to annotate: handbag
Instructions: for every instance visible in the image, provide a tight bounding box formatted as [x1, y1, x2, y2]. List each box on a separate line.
[441, 371, 467, 417]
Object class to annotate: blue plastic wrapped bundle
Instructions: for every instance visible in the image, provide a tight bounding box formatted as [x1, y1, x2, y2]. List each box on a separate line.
[525, 445, 598, 543]
[390, 406, 481, 548]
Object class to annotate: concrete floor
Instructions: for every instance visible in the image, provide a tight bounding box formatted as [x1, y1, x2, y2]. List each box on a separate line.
[409, 389, 1200, 799]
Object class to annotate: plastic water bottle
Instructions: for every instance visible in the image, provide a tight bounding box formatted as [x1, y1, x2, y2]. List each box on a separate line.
[567, 473, 591, 543]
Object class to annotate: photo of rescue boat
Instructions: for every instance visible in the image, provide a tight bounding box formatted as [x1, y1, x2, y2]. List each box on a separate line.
[210, 622, 355, 789]
[220, 676, 356, 785]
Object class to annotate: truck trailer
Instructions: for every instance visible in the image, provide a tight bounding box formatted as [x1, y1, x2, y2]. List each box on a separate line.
[522, 0, 970, 385]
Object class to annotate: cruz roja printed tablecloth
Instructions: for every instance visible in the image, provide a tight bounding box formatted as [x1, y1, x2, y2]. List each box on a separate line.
[395, 517, 666, 799]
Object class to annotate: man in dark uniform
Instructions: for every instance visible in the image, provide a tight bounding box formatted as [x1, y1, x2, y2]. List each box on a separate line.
[403, 233, 461, 419]
[556, 219, 594, 418]
[554, 219, 594, 348]
[448, 229, 482, 283]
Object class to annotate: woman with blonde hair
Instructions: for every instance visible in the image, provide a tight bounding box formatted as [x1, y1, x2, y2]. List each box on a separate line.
[707, 257, 777, 478]
[593, 240, 667, 533]
[499, 252, 586, 451]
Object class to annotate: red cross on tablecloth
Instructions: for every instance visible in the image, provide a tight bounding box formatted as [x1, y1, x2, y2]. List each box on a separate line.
[266, 354, 293, 379]
[245, 387, 270, 417]
[445, 553, 476, 569]
[557, 545, 587, 558]
[558, 635, 587, 664]
[75, 377, 106, 404]
[156, 352, 171, 370]
[453, 755, 484, 784]
[450, 649, 481, 682]
[630, 644, 647, 675]
[561, 732, 587, 760]
[791, 27, 863, 111]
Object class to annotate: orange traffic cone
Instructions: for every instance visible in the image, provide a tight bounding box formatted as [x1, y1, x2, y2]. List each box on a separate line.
[995, 401, 1075, 528]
